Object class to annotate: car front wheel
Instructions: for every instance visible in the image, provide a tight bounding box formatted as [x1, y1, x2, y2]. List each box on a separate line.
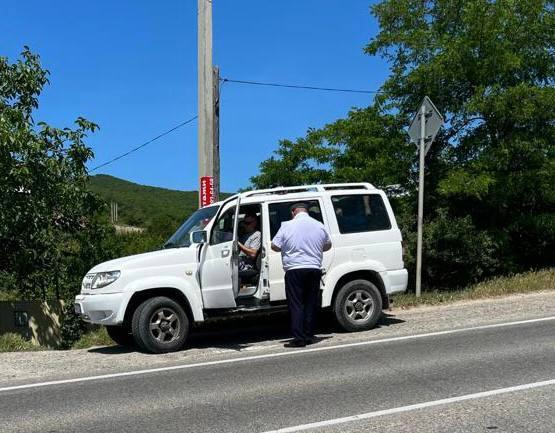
[131, 296, 189, 353]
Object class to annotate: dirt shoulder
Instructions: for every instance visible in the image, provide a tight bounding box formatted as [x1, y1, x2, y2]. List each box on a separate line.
[1, 290, 553, 388]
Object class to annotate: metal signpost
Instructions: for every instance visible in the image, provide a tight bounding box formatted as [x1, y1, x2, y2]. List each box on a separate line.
[408, 96, 444, 297]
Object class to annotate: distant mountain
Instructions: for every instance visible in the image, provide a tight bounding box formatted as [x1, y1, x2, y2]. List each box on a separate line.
[88, 175, 226, 228]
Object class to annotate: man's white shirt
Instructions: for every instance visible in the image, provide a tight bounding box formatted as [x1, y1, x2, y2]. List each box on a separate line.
[272, 212, 331, 271]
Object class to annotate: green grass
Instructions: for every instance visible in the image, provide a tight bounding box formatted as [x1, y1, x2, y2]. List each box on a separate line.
[71, 326, 115, 349]
[392, 268, 555, 309]
[0, 333, 42, 352]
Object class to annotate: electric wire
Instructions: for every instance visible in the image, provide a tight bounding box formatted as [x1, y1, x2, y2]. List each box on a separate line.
[221, 77, 381, 94]
[90, 77, 376, 171]
[90, 115, 198, 172]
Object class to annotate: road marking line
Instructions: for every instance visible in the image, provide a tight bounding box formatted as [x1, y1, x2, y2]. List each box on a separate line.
[1, 315, 553, 393]
[261, 378, 555, 432]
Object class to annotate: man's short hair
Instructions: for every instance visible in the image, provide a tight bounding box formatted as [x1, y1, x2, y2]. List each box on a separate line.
[290, 202, 308, 213]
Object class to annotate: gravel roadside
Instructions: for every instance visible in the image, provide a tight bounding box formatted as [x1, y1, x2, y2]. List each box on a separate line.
[1, 290, 554, 388]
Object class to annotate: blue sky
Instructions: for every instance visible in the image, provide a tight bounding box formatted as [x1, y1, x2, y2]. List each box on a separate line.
[3, 0, 389, 192]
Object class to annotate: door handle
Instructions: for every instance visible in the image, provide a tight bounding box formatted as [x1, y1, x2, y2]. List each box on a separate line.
[221, 248, 230, 258]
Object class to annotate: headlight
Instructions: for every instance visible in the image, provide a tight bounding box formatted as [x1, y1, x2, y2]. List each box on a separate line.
[89, 271, 121, 289]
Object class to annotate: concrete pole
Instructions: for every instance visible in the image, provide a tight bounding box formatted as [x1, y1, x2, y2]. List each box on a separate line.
[213, 65, 220, 201]
[415, 103, 426, 297]
[198, 0, 214, 206]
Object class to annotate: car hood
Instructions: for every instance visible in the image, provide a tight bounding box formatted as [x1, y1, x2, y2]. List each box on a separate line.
[88, 247, 198, 273]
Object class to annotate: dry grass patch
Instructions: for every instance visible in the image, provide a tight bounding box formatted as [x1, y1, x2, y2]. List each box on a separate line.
[392, 268, 555, 309]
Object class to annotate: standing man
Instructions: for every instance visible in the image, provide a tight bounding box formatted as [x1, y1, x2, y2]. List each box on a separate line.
[271, 203, 332, 347]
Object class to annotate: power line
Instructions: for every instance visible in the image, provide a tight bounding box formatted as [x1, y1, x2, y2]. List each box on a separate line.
[90, 115, 198, 172]
[221, 77, 381, 94]
[89, 78, 377, 172]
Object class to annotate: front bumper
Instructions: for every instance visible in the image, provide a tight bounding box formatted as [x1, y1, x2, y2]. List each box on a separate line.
[74, 292, 127, 325]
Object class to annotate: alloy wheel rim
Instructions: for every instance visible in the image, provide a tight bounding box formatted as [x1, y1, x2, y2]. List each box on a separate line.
[344, 289, 374, 323]
[149, 307, 180, 343]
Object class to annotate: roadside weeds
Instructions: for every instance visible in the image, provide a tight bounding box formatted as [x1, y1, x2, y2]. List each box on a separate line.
[391, 268, 554, 309]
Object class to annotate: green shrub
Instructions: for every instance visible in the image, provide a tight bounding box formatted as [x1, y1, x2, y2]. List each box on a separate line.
[0, 333, 41, 352]
[58, 302, 87, 349]
[421, 209, 501, 289]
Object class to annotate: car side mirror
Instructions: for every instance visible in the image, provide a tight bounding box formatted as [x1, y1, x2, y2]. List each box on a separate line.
[191, 230, 207, 244]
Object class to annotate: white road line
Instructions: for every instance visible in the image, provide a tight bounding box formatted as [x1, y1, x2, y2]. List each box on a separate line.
[261, 379, 555, 433]
[0, 316, 553, 393]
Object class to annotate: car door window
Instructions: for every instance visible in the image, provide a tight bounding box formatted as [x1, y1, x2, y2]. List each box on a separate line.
[268, 200, 323, 239]
[210, 206, 236, 245]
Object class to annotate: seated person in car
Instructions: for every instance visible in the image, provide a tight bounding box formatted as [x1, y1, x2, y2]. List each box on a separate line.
[238, 213, 261, 275]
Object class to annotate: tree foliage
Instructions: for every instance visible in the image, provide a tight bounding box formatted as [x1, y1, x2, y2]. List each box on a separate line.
[0, 48, 109, 299]
[252, 0, 555, 289]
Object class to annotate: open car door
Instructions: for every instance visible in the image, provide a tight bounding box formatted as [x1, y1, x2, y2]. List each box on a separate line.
[199, 198, 241, 309]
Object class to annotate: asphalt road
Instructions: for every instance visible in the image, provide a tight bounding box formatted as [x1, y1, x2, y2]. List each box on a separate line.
[1, 317, 554, 433]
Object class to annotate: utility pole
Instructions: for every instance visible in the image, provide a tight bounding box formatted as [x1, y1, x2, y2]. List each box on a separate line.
[213, 65, 220, 201]
[198, 0, 214, 207]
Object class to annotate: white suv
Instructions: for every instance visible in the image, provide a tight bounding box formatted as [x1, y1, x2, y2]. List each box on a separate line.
[74, 183, 408, 353]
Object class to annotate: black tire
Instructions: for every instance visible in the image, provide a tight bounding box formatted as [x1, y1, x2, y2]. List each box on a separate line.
[105, 325, 134, 347]
[131, 296, 189, 353]
[333, 279, 382, 332]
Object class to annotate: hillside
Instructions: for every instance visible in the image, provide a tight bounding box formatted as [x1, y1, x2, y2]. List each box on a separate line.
[88, 175, 218, 228]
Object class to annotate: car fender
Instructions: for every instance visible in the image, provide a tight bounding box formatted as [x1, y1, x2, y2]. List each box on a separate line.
[118, 276, 204, 323]
[321, 260, 388, 308]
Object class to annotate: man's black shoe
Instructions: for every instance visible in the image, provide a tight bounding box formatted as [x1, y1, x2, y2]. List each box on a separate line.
[284, 339, 306, 348]
[305, 337, 317, 345]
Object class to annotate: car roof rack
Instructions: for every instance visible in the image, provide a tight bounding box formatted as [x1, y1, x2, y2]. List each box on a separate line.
[242, 182, 374, 198]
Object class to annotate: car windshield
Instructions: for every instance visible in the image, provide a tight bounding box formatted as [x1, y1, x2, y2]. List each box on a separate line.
[163, 205, 219, 248]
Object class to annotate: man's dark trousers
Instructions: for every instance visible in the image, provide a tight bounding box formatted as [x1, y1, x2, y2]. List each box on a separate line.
[284, 268, 322, 342]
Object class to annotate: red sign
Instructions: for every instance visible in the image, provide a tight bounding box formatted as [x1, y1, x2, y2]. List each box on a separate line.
[200, 176, 214, 207]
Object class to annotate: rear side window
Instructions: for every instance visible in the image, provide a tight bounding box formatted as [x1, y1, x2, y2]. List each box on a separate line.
[331, 194, 391, 234]
[268, 200, 323, 239]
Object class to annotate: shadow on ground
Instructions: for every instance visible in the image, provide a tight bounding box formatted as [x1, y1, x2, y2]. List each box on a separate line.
[88, 345, 136, 355]
[88, 311, 405, 354]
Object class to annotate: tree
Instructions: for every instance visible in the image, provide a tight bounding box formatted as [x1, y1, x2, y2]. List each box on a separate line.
[367, 0, 555, 274]
[0, 48, 107, 299]
[252, 0, 554, 288]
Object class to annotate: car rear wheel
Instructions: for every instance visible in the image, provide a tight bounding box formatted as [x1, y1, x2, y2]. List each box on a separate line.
[131, 296, 189, 353]
[334, 279, 382, 332]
